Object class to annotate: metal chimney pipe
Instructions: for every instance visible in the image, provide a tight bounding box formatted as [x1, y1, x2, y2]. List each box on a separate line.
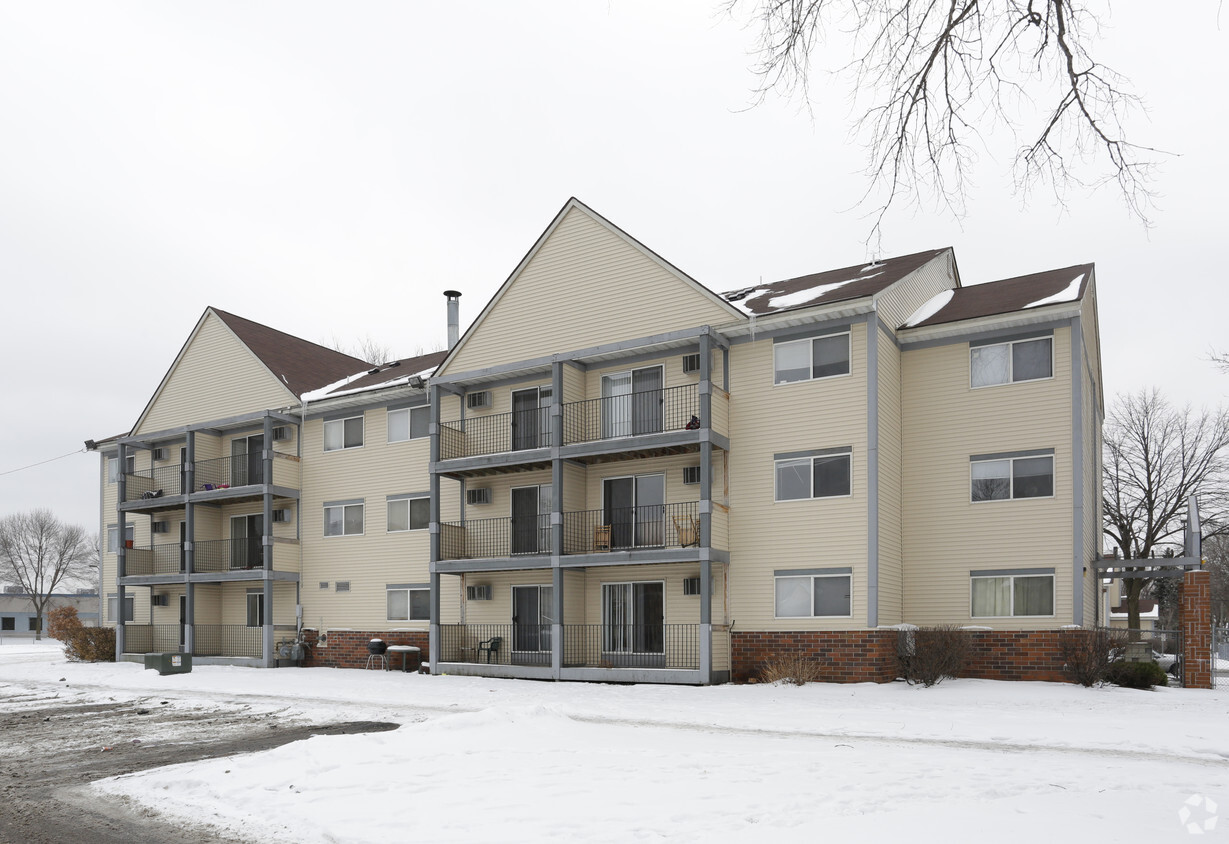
[443, 290, 462, 349]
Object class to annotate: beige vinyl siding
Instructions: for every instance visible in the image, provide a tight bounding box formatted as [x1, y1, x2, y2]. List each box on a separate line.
[137, 311, 293, 435]
[726, 321, 870, 631]
[876, 324, 905, 625]
[441, 207, 738, 375]
[460, 571, 557, 626]
[873, 252, 957, 330]
[298, 407, 433, 632]
[900, 325, 1074, 627]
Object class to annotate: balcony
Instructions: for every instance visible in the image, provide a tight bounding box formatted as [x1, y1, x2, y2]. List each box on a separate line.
[437, 385, 728, 468]
[438, 623, 701, 671]
[122, 453, 300, 508]
[122, 623, 263, 659]
[121, 539, 299, 581]
[439, 502, 701, 562]
[125, 543, 186, 577]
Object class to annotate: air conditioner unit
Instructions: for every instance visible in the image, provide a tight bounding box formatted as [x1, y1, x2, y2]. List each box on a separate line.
[151, 521, 170, 534]
[466, 391, 491, 409]
[151, 594, 169, 607]
[272, 426, 292, 442]
[271, 508, 293, 523]
[466, 488, 491, 505]
[319, 581, 330, 590]
[466, 584, 492, 601]
[682, 466, 701, 485]
[682, 576, 702, 596]
[152, 447, 169, 461]
[682, 353, 701, 374]
[335, 581, 351, 593]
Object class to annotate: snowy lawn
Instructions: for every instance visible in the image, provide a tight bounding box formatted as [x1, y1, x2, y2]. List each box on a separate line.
[2, 639, 1226, 842]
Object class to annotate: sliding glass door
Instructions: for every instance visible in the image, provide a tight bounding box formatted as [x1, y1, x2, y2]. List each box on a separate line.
[602, 581, 664, 656]
[603, 474, 665, 550]
[601, 366, 663, 439]
[512, 584, 554, 654]
[511, 484, 551, 555]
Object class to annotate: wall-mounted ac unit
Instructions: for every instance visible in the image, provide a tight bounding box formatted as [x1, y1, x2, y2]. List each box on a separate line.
[151, 521, 170, 534]
[151, 594, 169, 606]
[466, 584, 492, 601]
[272, 426, 292, 442]
[271, 508, 293, 523]
[152, 447, 169, 461]
[466, 391, 491, 409]
[335, 581, 351, 593]
[682, 353, 701, 374]
[466, 488, 491, 505]
[682, 466, 701, 485]
[319, 581, 330, 590]
[682, 576, 702, 596]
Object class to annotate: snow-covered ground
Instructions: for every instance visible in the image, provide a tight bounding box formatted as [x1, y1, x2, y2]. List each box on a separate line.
[2, 639, 1226, 842]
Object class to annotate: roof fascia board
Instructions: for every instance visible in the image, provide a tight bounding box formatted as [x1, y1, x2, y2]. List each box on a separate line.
[722, 300, 877, 344]
[121, 409, 301, 444]
[434, 197, 747, 376]
[897, 304, 1082, 348]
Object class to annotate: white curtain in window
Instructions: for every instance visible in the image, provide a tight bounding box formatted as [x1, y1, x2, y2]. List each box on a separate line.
[971, 577, 1011, 616]
[775, 576, 812, 617]
[971, 345, 1010, 387]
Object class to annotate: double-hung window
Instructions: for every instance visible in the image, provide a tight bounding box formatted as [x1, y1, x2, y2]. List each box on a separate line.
[970, 334, 1052, 387]
[387, 495, 429, 532]
[970, 569, 1054, 617]
[387, 406, 430, 443]
[106, 524, 135, 553]
[773, 330, 850, 384]
[775, 448, 852, 501]
[324, 500, 364, 536]
[970, 450, 1054, 501]
[107, 594, 135, 622]
[107, 455, 135, 483]
[774, 568, 852, 618]
[324, 415, 364, 451]
[387, 585, 430, 621]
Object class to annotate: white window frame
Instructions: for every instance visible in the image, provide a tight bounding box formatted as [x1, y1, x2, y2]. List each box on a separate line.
[387, 587, 430, 621]
[106, 524, 135, 553]
[969, 573, 1055, 618]
[323, 503, 365, 537]
[107, 594, 135, 622]
[107, 454, 135, 483]
[773, 572, 853, 618]
[387, 405, 430, 444]
[969, 336, 1054, 389]
[323, 415, 364, 452]
[970, 454, 1055, 503]
[772, 331, 851, 385]
[387, 496, 429, 533]
[246, 592, 265, 627]
[774, 451, 852, 502]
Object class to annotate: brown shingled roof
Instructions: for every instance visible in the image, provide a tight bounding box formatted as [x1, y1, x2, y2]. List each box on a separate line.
[904, 264, 1093, 329]
[722, 248, 950, 316]
[210, 307, 370, 396]
[317, 349, 450, 397]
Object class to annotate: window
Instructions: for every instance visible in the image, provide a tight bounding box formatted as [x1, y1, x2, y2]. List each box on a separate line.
[246, 593, 265, 627]
[970, 336, 1052, 387]
[106, 524, 135, 553]
[775, 572, 852, 617]
[28, 618, 38, 632]
[107, 595, 135, 622]
[324, 502, 364, 536]
[0, 617, 13, 631]
[387, 587, 430, 621]
[387, 497, 429, 532]
[387, 406, 430, 443]
[971, 572, 1054, 617]
[324, 415, 364, 451]
[775, 451, 852, 501]
[107, 454, 135, 483]
[773, 332, 850, 384]
[971, 454, 1054, 501]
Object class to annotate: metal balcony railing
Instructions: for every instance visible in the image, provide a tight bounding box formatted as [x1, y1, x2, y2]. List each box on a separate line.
[439, 516, 551, 560]
[121, 624, 184, 654]
[194, 538, 266, 573]
[193, 624, 264, 659]
[563, 501, 699, 555]
[124, 543, 187, 577]
[437, 623, 699, 670]
[193, 455, 264, 491]
[122, 464, 185, 501]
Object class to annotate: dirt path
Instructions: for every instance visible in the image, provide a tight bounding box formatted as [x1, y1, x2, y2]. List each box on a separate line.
[0, 686, 398, 844]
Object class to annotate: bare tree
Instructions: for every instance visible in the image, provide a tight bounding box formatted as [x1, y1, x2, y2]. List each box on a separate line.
[324, 334, 395, 366]
[1102, 390, 1229, 629]
[1204, 533, 1229, 629]
[0, 510, 96, 640]
[729, 1, 1166, 245]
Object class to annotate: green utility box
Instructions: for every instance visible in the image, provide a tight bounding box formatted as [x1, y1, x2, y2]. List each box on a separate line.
[143, 652, 192, 675]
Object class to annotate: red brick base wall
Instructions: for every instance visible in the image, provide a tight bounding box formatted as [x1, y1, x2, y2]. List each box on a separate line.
[299, 629, 429, 670]
[1180, 570, 1213, 689]
[731, 631, 898, 683]
[732, 629, 1075, 684]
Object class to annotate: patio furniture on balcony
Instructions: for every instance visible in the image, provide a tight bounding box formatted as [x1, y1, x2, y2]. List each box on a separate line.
[672, 515, 700, 548]
[594, 525, 612, 552]
[477, 636, 502, 663]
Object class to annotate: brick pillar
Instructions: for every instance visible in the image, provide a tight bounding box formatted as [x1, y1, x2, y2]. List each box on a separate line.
[1181, 570, 1212, 689]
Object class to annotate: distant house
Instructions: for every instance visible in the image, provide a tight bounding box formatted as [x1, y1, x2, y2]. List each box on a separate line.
[0, 587, 100, 636]
[88, 197, 1104, 683]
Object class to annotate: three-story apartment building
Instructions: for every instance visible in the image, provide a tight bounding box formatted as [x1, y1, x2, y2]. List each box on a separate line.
[90, 197, 1102, 684]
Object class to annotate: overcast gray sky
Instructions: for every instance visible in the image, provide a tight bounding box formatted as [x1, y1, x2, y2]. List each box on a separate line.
[1, 2, 1225, 534]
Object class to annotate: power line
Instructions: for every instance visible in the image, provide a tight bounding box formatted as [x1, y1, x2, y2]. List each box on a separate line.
[0, 448, 86, 478]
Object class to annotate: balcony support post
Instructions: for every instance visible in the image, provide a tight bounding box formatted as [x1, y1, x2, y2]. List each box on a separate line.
[261, 415, 275, 667]
[699, 334, 714, 683]
[115, 442, 127, 658]
[429, 384, 441, 674]
[551, 360, 565, 678]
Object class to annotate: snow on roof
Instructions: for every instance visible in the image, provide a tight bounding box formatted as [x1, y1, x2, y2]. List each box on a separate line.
[300, 369, 373, 402]
[903, 289, 955, 328]
[766, 277, 868, 311]
[1023, 273, 1085, 309]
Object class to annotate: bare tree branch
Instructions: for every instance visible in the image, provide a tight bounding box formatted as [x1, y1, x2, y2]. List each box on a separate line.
[0, 510, 96, 640]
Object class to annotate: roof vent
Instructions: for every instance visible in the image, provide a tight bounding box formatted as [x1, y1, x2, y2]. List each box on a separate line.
[444, 290, 462, 349]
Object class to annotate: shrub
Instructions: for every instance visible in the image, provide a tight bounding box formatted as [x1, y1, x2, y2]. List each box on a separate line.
[898, 625, 970, 687]
[1060, 627, 1128, 687]
[759, 654, 824, 685]
[1104, 659, 1168, 690]
[47, 605, 83, 642]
